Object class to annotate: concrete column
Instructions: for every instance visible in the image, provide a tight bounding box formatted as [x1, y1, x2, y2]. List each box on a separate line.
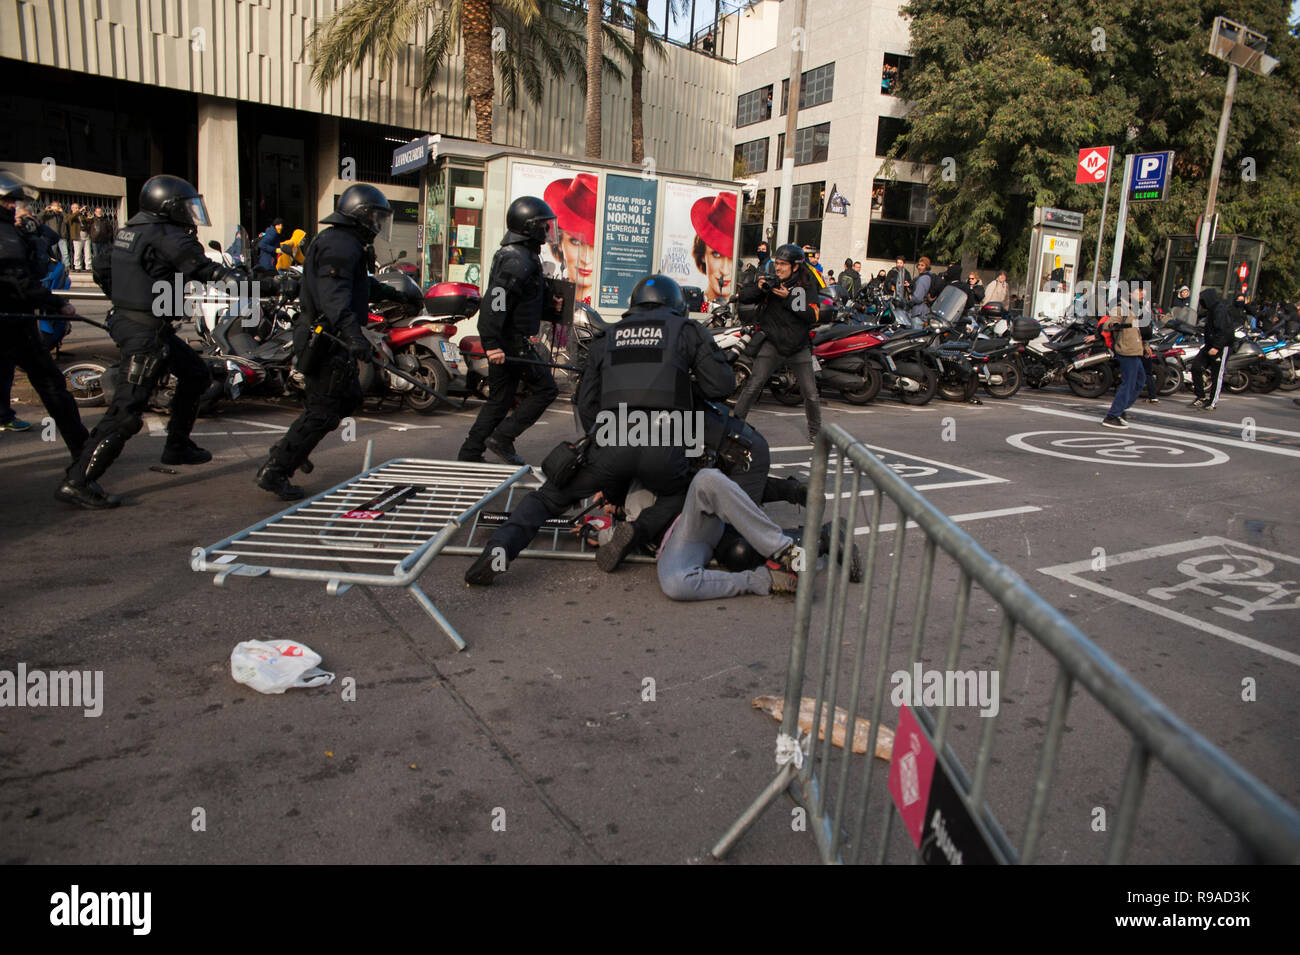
[196, 95, 239, 251]
[316, 116, 340, 225]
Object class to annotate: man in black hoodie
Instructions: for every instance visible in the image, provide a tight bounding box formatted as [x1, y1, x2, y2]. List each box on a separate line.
[1189, 288, 1233, 410]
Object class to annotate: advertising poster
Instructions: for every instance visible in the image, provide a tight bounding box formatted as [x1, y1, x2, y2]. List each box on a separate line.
[598, 174, 658, 309]
[510, 162, 601, 306]
[658, 182, 739, 304]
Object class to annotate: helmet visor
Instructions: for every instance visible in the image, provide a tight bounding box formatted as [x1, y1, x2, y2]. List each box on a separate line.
[181, 196, 212, 228]
[360, 206, 393, 241]
[540, 217, 559, 247]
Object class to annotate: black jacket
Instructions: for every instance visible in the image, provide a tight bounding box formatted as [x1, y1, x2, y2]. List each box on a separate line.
[737, 274, 817, 357]
[294, 224, 402, 356]
[1198, 289, 1234, 349]
[478, 231, 545, 351]
[102, 211, 234, 312]
[0, 207, 62, 312]
[577, 307, 734, 431]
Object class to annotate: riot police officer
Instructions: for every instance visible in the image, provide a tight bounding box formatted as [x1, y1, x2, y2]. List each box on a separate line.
[58, 175, 235, 509]
[0, 171, 89, 460]
[465, 274, 734, 584]
[457, 196, 561, 466]
[256, 183, 418, 500]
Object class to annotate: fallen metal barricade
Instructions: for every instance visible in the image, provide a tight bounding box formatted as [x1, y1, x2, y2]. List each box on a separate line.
[713, 422, 1300, 864]
[191, 454, 530, 651]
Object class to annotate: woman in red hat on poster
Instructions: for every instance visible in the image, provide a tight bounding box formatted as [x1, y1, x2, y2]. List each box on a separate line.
[690, 192, 736, 303]
[544, 173, 598, 304]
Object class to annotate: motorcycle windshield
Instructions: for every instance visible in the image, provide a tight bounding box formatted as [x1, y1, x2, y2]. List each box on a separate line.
[930, 285, 968, 325]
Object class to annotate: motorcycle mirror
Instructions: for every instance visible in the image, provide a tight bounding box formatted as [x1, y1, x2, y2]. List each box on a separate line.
[398, 250, 408, 260]
[208, 240, 222, 251]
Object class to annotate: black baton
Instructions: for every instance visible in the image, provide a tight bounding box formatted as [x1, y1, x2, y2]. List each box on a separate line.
[316, 328, 466, 410]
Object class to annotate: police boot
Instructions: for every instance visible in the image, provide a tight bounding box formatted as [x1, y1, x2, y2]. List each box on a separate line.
[162, 438, 212, 465]
[465, 544, 505, 586]
[255, 460, 305, 501]
[484, 435, 525, 466]
[55, 435, 124, 510]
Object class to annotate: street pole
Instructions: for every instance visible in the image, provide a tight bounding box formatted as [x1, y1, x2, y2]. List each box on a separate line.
[774, 0, 808, 247]
[1090, 149, 1113, 303]
[1108, 154, 1135, 308]
[1189, 63, 1238, 311]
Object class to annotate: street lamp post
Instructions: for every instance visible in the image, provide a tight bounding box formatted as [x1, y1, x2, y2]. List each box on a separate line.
[1188, 17, 1279, 311]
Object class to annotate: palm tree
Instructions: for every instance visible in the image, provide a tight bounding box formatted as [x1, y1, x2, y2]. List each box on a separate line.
[311, 0, 642, 148]
[629, 0, 684, 164]
[585, 2, 603, 158]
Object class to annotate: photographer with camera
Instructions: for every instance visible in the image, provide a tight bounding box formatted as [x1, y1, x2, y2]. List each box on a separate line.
[732, 243, 822, 442]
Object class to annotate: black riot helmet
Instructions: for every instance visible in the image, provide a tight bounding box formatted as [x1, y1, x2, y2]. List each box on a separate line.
[628, 274, 685, 315]
[322, 183, 393, 238]
[0, 169, 39, 202]
[772, 243, 805, 265]
[505, 196, 557, 245]
[140, 175, 211, 228]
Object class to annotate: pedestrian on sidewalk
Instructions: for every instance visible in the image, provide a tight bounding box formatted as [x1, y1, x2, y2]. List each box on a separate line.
[1101, 289, 1148, 429]
[1189, 288, 1233, 411]
[67, 203, 89, 270]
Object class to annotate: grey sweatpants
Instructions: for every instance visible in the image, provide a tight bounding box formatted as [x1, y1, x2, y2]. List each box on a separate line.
[657, 468, 792, 601]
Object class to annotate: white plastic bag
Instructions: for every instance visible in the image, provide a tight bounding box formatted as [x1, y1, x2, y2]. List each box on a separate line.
[230, 639, 336, 695]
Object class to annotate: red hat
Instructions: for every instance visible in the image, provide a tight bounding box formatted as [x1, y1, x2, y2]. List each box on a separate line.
[544, 173, 598, 245]
[690, 192, 736, 258]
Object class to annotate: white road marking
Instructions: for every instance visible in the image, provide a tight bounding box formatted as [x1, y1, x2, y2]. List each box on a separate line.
[1020, 404, 1300, 458]
[1110, 406, 1300, 438]
[224, 417, 290, 433]
[1006, 430, 1230, 467]
[355, 417, 441, 429]
[1039, 536, 1300, 668]
[852, 506, 1041, 536]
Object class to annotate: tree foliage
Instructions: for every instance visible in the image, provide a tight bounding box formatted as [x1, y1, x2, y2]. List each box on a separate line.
[891, 0, 1300, 299]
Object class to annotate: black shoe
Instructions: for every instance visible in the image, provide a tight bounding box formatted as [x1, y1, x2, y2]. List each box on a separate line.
[161, 439, 212, 465]
[818, 519, 864, 583]
[457, 450, 486, 463]
[54, 479, 121, 509]
[465, 546, 503, 586]
[1101, 415, 1128, 429]
[485, 435, 525, 466]
[255, 462, 305, 501]
[596, 522, 639, 573]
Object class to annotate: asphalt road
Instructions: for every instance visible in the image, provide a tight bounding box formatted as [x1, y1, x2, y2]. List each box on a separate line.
[2, 312, 1297, 864]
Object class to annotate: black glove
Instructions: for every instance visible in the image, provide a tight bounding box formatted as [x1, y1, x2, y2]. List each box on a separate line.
[346, 337, 372, 360]
[406, 288, 424, 307]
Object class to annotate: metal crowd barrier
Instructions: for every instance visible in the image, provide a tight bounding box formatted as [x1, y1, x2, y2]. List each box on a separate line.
[191, 453, 530, 651]
[712, 422, 1300, 864]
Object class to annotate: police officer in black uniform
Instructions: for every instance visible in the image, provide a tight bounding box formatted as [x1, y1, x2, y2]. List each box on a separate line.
[58, 175, 236, 509]
[256, 183, 418, 500]
[0, 171, 89, 461]
[465, 274, 735, 584]
[457, 196, 561, 466]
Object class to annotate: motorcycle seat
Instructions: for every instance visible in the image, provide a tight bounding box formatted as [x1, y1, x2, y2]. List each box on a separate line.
[883, 328, 931, 341]
[812, 324, 868, 345]
[972, 338, 1011, 353]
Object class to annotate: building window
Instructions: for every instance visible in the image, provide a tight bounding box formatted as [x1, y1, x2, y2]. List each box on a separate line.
[876, 116, 909, 156]
[740, 190, 767, 256]
[872, 179, 934, 224]
[882, 53, 912, 95]
[734, 137, 769, 177]
[867, 222, 925, 261]
[792, 181, 825, 220]
[781, 62, 835, 114]
[795, 123, 830, 165]
[339, 119, 422, 185]
[737, 85, 774, 127]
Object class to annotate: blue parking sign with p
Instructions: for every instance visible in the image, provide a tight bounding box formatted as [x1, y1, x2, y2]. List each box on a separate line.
[1129, 151, 1173, 202]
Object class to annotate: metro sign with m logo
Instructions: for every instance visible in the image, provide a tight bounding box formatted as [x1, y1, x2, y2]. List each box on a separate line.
[1076, 146, 1112, 183]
